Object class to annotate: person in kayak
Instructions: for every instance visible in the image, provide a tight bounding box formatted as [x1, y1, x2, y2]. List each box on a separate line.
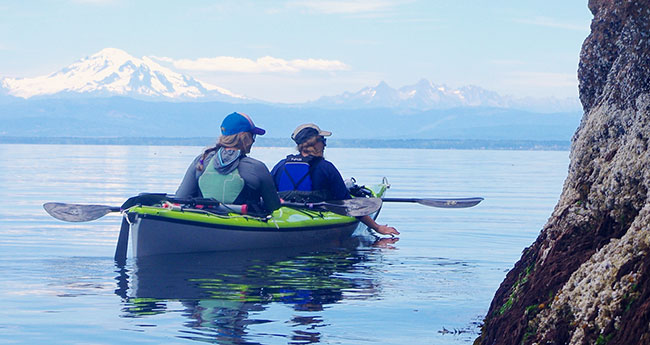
[271, 123, 399, 236]
[175, 112, 281, 214]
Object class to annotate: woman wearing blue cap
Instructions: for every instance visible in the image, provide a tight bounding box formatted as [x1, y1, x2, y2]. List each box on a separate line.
[175, 112, 281, 214]
[272, 123, 399, 236]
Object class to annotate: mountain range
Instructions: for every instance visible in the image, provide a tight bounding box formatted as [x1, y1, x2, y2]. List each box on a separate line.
[0, 48, 583, 145]
[0, 48, 581, 113]
[309, 80, 581, 113]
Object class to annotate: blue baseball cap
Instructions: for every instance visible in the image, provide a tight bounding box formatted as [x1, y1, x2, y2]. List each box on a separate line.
[220, 112, 266, 136]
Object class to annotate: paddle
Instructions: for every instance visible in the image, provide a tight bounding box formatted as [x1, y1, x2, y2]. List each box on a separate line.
[43, 194, 383, 222]
[381, 197, 484, 208]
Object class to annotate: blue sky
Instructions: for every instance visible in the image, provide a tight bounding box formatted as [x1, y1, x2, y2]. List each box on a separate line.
[0, 0, 592, 103]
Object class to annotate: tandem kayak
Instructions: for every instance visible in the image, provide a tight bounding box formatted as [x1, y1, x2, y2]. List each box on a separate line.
[122, 180, 390, 258]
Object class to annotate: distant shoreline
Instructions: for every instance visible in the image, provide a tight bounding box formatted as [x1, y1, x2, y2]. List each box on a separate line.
[0, 136, 571, 151]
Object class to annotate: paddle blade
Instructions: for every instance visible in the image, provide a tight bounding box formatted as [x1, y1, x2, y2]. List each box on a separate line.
[114, 217, 130, 264]
[283, 198, 382, 217]
[43, 202, 120, 222]
[335, 197, 383, 217]
[416, 197, 484, 208]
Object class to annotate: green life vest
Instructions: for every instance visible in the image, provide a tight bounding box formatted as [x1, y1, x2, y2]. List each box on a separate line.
[198, 156, 245, 203]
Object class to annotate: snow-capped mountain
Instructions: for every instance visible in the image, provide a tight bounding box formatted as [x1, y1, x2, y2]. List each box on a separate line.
[311, 79, 581, 113]
[0, 47, 581, 112]
[0, 48, 246, 102]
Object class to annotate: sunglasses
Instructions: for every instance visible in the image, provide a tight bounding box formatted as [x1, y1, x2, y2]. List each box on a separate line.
[318, 137, 327, 146]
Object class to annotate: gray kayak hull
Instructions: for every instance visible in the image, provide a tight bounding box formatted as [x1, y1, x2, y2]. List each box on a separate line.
[130, 214, 361, 257]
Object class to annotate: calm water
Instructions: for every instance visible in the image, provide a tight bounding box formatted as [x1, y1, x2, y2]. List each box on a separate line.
[0, 144, 568, 345]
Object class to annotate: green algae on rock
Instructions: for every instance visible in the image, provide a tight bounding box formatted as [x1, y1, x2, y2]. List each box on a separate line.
[475, 1, 650, 344]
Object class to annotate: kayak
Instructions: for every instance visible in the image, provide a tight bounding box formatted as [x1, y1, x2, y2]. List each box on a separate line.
[124, 180, 389, 257]
[43, 179, 484, 261]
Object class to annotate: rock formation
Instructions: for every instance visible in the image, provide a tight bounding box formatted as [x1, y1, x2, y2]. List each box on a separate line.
[475, 1, 650, 344]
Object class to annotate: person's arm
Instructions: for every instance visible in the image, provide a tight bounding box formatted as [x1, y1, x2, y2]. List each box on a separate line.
[242, 158, 282, 212]
[360, 215, 400, 236]
[319, 161, 397, 235]
[321, 161, 351, 200]
[258, 171, 282, 211]
[175, 156, 201, 198]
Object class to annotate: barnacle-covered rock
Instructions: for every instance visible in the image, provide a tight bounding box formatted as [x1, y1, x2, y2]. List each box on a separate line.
[475, 1, 650, 344]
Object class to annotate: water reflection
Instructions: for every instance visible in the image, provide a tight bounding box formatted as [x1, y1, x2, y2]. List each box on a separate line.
[116, 239, 393, 344]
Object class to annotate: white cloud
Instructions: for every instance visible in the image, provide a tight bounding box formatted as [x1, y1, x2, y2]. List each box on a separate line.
[287, 0, 412, 15]
[514, 17, 589, 32]
[149, 55, 350, 73]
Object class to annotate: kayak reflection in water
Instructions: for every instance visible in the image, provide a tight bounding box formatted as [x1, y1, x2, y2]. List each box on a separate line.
[175, 112, 281, 215]
[271, 123, 399, 237]
[117, 246, 385, 344]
